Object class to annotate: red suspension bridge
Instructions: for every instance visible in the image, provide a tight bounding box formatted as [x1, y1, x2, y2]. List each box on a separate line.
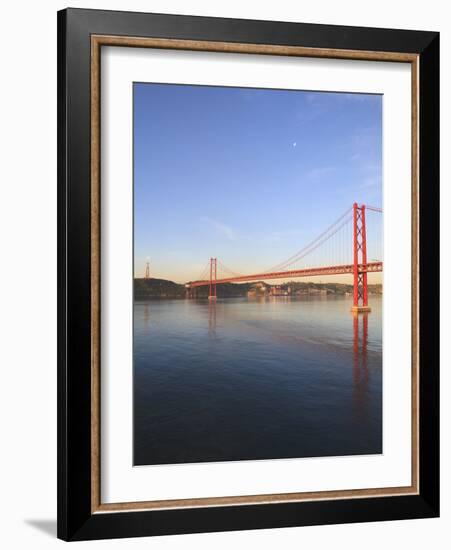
[185, 203, 382, 313]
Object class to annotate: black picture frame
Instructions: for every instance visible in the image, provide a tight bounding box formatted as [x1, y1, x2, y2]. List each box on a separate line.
[57, 7, 439, 541]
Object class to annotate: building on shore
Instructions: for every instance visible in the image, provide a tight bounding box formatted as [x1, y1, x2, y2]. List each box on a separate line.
[295, 287, 328, 296]
[269, 285, 290, 297]
[247, 282, 269, 297]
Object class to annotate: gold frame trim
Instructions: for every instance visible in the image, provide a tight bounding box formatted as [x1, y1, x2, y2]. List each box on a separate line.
[90, 35, 420, 514]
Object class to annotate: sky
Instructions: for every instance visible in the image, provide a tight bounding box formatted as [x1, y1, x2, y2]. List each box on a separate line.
[134, 83, 382, 284]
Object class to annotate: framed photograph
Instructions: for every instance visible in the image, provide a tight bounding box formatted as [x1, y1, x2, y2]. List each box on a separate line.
[57, 8, 439, 541]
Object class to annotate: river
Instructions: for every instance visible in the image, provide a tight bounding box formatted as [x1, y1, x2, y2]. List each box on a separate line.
[133, 295, 382, 465]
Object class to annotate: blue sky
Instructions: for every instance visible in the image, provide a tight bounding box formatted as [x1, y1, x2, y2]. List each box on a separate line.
[134, 83, 382, 283]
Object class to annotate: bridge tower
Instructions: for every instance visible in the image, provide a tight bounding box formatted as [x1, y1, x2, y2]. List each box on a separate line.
[352, 203, 371, 314]
[209, 258, 217, 301]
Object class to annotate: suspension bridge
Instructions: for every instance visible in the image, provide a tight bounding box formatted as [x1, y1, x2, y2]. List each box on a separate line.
[185, 203, 382, 313]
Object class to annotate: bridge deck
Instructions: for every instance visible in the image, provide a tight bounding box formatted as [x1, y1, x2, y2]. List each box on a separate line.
[187, 262, 383, 288]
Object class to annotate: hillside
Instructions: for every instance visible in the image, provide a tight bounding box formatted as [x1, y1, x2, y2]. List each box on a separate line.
[134, 278, 186, 299]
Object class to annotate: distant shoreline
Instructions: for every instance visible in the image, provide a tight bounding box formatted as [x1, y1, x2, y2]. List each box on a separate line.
[134, 277, 382, 301]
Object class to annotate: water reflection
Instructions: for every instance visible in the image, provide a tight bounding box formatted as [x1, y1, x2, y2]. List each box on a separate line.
[142, 303, 151, 330]
[352, 313, 369, 418]
[208, 300, 217, 337]
[133, 296, 382, 465]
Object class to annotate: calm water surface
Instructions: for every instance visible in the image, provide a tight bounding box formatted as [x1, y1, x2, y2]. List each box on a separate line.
[133, 296, 382, 465]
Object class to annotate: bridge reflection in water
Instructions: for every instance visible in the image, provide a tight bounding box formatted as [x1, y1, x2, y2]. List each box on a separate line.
[353, 312, 370, 418]
[133, 296, 382, 464]
[206, 298, 371, 410]
[208, 300, 217, 337]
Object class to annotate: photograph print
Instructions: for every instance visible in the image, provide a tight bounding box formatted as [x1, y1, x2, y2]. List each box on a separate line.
[133, 82, 383, 466]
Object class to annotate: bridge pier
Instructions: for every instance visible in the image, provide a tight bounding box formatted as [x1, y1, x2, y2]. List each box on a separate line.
[352, 305, 371, 314]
